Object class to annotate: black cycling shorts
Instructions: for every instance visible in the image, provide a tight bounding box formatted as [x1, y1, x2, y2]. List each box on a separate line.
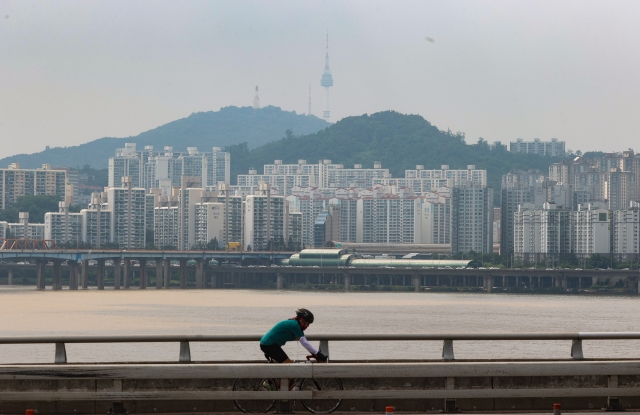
[260, 343, 289, 363]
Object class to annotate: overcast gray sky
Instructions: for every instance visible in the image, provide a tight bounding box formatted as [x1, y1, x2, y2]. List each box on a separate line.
[1, 0, 640, 158]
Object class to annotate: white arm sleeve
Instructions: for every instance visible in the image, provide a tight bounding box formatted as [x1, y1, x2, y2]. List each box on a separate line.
[299, 336, 319, 354]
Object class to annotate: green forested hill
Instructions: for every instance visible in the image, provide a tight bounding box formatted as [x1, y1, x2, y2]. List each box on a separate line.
[0, 106, 329, 169]
[226, 111, 563, 203]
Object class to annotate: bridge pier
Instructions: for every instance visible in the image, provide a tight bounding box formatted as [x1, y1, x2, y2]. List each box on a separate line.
[7, 269, 13, 285]
[113, 259, 121, 289]
[484, 276, 493, 293]
[36, 259, 48, 290]
[344, 274, 351, 291]
[97, 259, 105, 290]
[139, 259, 147, 289]
[210, 272, 217, 289]
[413, 275, 421, 292]
[163, 258, 170, 288]
[123, 260, 131, 289]
[156, 259, 163, 289]
[180, 260, 186, 289]
[69, 261, 78, 290]
[277, 273, 284, 290]
[80, 259, 89, 290]
[52, 260, 61, 291]
[196, 259, 204, 289]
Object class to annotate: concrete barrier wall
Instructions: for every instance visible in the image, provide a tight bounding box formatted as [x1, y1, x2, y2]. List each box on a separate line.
[0, 360, 639, 413]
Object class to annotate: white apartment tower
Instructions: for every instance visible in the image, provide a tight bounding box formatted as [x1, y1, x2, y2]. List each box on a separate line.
[244, 183, 286, 250]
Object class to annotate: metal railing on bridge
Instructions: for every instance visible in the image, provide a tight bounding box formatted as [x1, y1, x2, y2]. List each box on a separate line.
[2, 332, 640, 363]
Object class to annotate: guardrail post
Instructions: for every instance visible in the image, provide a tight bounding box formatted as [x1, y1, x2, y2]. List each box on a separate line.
[7, 269, 13, 285]
[279, 378, 292, 413]
[571, 339, 584, 360]
[607, 375, 621, 410]
[55, 342, 67, 363]
[179, 341, 191, 362]
[442, 339, 454, 361]
[444, 377, 456, 412]
[319, 340, 329, 360]
[344, 274, 351, 292]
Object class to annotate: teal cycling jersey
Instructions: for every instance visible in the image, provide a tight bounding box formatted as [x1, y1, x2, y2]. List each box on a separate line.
[260, 319, 305, 347]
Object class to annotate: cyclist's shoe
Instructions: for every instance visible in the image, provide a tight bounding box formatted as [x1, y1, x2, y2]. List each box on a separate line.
[262, 380, 276, 391]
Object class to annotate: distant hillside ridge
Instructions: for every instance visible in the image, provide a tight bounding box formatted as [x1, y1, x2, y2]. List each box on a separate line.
[0, 106, 329, 169]
[226, 111, 562, 197]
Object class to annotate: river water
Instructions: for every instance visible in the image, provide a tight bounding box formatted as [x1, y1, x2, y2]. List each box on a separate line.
[0, 286, 639, 364]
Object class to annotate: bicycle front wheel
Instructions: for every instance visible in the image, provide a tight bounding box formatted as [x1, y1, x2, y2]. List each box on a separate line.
[233, 378, 277, 413]
[299, 377, 343, 414]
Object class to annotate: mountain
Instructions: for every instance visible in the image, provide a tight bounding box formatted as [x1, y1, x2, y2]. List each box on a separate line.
[0, 106, 329, 169]
[226, 111, 563, 200]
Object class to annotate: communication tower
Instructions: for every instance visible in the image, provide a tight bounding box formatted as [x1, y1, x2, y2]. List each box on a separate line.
[308, 83, 311, 115]
[320, 33, 333, 121]
[253, 86, 260, 110]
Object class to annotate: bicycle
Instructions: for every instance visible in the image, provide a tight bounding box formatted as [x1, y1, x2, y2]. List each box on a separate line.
[233, 355, 343, 414]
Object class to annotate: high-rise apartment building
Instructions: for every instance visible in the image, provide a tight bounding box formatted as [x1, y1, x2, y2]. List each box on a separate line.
[106, 177, 146, 249]
[374, 165, 487, 194]
[0, 163, 67, 209]
[244, 184, 286, 250]
[573, 202, 610, 258]
[451, 183, 494, 254]
[420, 190, 451, 244]
[81, 192, 112, 248]
[154, 206, 179, 248]
[612, 206, 640, 261]
[514, 203, 572, 264]
[108, 144, 230, 192]
[510, 138, 565, 157]
[44, 202, 83, 245]
[238, 160, 389, 196]
[356, 189, 421, 244]
[109, 143, 141, 188]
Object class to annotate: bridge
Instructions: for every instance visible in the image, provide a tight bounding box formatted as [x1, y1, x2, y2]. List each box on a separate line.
[0, 332, 639, 413]
[0, 249, 638, 292]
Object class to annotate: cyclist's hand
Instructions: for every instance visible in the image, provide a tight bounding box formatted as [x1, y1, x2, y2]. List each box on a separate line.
[314, 352, 328, 363]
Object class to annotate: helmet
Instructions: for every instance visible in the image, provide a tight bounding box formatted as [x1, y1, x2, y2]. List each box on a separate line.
[295, 308, 314, 324]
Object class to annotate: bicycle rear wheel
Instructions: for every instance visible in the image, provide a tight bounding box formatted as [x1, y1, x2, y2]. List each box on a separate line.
[233, 378, 277, 413]
[299, 377, 343, 414]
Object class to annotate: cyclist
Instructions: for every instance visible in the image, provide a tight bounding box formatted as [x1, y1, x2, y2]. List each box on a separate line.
[260, 308, 328, 363]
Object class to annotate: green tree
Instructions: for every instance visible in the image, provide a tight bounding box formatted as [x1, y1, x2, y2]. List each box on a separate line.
[206, 237, 219, 250]
[0, 195, 63, 223]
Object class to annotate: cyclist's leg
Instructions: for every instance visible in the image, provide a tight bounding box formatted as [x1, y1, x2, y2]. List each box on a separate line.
[260, 343, 291, 363]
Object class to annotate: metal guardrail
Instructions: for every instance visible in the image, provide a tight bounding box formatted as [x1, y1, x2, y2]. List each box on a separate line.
[2, 332, 640, 363]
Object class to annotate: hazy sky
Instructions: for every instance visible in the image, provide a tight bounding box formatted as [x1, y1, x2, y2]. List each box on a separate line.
[2, 0, 640, 159]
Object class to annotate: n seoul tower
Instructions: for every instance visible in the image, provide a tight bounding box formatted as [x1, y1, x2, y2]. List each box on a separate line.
[320, 33, 333, 121]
